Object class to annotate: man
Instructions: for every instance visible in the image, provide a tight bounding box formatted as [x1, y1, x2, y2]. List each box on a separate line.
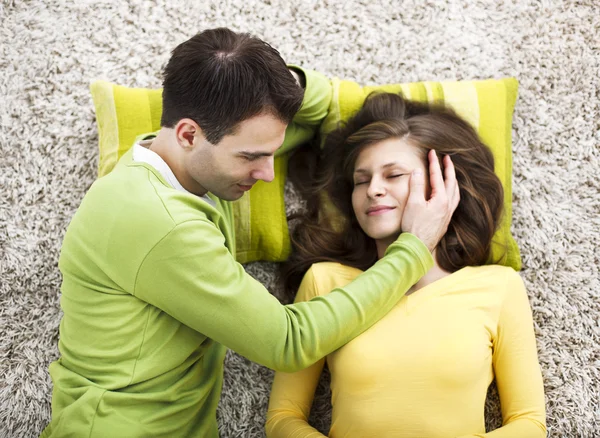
[42, 28, 458, 437]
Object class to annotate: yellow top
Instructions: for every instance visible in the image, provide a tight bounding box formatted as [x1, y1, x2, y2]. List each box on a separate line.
[266, 263, 546, 438]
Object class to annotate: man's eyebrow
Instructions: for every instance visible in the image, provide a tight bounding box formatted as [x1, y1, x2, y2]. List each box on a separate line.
[238, 151, 274, 158]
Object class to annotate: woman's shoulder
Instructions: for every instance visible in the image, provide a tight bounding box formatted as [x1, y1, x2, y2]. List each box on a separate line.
[303, 262, 364, 298]
[461, 265, 527, 302]
[463, 264, 521, 282]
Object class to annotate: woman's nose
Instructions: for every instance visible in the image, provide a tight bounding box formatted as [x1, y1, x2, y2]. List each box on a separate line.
[367, 179, 386, 198]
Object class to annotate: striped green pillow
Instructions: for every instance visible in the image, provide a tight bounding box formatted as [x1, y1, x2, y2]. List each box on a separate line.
[321, 77, 521, 270]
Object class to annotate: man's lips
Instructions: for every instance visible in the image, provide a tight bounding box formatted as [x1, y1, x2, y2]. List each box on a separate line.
[366, 205, 396, 216]
[238, 184, 254, 191]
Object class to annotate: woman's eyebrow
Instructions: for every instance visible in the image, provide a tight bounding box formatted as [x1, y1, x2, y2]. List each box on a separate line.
[354, 162, 408, 174]
[382, 162, 409, 170]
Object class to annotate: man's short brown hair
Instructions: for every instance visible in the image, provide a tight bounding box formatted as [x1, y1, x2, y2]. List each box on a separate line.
[161, 28, 304, 144]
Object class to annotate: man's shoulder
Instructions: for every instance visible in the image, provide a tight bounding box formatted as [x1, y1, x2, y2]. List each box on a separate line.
[61, 168, 233, 289]
[92, 164, 229, 227]
[67, 166, 234, 263]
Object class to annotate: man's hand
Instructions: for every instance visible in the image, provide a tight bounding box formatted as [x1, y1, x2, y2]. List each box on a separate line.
[400, 150, 460, 252]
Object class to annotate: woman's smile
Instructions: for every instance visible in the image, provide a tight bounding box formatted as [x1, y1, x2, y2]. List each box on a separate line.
[366, 205, 397, 216]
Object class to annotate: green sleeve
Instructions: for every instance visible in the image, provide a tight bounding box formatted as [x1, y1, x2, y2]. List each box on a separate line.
[276, 67, 332, 157]
[134, 221, 432, 372]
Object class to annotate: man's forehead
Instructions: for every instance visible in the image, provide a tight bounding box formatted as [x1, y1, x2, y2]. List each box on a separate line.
[225, 115, 287, 153]
[236, 114, 288, 135]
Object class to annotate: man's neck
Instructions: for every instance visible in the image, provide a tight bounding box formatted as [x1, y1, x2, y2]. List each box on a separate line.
[147, 129, 173, 164]
[146, 129, 208, 197]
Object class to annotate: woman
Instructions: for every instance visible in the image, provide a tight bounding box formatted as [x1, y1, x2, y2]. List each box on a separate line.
[266, 93, 546, 437]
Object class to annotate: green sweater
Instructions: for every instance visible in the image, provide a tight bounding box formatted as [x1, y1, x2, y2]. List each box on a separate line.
[42, 69, 433, 437]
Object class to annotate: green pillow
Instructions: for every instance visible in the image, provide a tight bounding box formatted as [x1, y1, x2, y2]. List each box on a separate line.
[321, 77, 521, 270]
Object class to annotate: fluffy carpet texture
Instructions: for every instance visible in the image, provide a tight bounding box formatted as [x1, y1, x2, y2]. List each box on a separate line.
[0, 0, 598, 436]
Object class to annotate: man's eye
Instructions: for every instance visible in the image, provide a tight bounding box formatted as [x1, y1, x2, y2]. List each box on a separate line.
[240, 155, 256, 161]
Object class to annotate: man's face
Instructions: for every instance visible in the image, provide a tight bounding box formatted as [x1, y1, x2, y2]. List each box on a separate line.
[186, 114, 287, 201]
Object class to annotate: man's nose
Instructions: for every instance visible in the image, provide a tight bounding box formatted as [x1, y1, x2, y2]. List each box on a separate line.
[251, 156, 275, 183]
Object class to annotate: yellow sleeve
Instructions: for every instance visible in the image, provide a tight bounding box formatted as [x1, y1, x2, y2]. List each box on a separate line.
[458, 270, 546, 438]
[266, 265, 328, 437]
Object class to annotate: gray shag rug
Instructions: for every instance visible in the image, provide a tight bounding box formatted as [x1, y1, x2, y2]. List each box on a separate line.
[1, 0, 598, 436]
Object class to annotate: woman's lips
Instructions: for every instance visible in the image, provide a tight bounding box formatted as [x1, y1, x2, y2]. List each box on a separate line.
[366, 206, 396, 216]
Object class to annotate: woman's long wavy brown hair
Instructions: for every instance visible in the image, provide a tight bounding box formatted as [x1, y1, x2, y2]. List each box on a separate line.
[282, 92, 505, 295]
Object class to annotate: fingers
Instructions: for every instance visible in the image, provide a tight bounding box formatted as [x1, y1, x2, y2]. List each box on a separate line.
[443, 154, 455, 189]
[443, 154, 460, 210]
[407, 167, 426, 205]
[428, 150, 445, 201]
[453, 179, 460, 210]
[400, 151, 460, 252]
[412, 151, 459, 209]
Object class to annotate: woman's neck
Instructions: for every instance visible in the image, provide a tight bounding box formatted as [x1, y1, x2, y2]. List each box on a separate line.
[376, 237, 450, 295]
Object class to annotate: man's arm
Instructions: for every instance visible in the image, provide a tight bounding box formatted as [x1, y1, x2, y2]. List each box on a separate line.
[135, 224, 431, 372]
[276, 67, 332, 156]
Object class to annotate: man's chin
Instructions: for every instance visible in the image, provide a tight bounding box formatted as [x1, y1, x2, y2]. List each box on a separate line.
[212, 189, 246, 202]
[228, 192, 246, 201]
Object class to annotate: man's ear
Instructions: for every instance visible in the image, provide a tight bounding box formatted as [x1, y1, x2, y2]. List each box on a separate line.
[174, 118, 203, 149]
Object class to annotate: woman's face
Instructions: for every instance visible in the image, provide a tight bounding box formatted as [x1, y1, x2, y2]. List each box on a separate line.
[351, 138, 426, 249]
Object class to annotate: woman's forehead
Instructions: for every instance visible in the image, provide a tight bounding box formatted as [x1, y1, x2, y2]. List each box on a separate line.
[354, 138, 424, 168]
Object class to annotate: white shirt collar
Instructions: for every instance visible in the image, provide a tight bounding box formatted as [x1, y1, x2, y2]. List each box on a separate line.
[132, 142, 215, 206]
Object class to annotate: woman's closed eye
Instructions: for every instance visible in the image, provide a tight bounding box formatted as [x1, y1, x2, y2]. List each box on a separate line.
[354, 174, 405, 186]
